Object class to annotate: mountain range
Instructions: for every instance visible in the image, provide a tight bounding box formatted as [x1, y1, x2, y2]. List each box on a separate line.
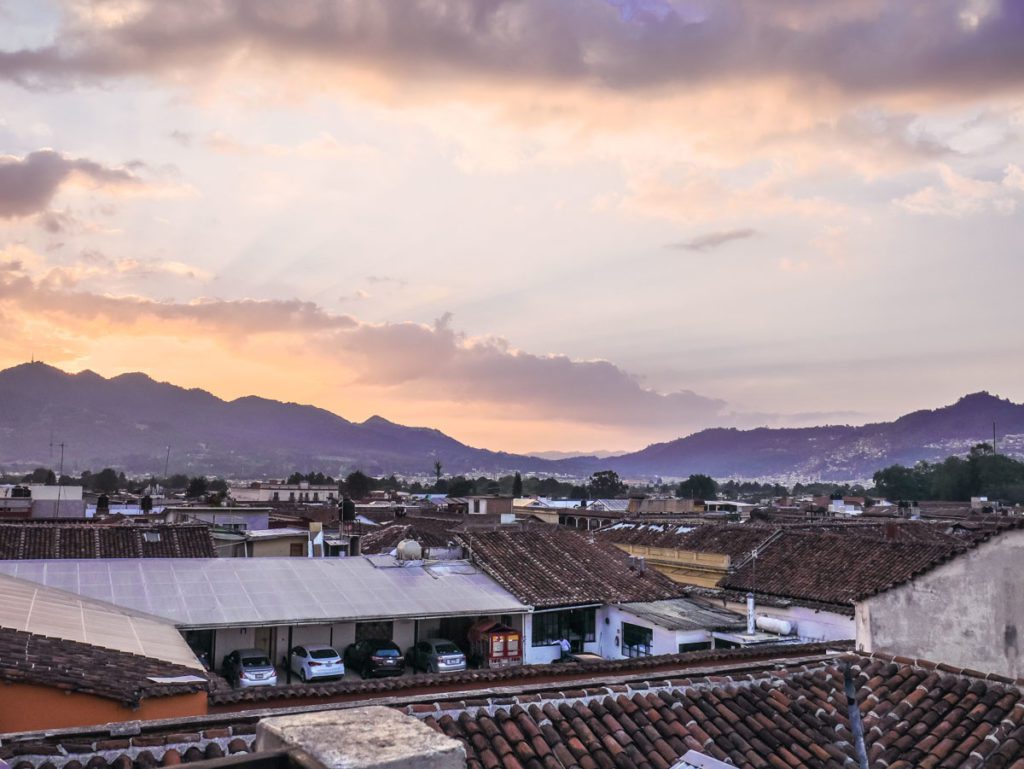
[1, 362, 1022, 481]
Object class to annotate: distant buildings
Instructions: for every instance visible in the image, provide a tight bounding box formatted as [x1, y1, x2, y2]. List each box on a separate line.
[230, 480, 338, 504]
[0, 483, 85, 518]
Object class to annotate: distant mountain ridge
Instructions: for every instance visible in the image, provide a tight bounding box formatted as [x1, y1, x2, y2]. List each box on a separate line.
[1, 362, 1022, 480]
[0, 362, 555, 477]
[591, 391, 1024, 480]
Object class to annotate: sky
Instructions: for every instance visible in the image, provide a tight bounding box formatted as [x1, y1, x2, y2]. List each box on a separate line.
[1, 0, 1023, 455]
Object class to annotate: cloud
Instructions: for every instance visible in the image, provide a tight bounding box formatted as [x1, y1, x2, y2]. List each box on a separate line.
[895, 163, 1024, 216]
[668, 228, 757, 252]
[621, 167, 847, 224]
[366, 275, 407, 287]
[2, 1, 1023, 102]
[36, 209, 77, 234]
[0, 149, 144, 218]
[0, 262, 737, 432]
[202, 131, 378, 160]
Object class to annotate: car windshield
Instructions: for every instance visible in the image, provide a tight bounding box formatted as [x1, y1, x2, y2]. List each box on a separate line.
[374, 648, 400, 657]
[434, 643, 460, 654]
[242, 656, 271, 667]
[310, 649, 339, 660]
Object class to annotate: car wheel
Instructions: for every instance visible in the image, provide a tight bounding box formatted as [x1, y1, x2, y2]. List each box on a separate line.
[362, 665, 372, 679]
[300, 668, 307, 683]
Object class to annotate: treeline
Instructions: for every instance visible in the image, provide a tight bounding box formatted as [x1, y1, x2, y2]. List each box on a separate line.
[873, 444, 1024, 504]
[341, 469, 591, 499]
[0, 467, 228, 499]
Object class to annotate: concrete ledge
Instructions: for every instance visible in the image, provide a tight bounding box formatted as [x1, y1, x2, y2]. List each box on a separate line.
[257, 707, 465, 769]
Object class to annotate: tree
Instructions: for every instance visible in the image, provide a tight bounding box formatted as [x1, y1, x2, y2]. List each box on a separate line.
[448, 476, 474, 496]
[588, 470, 627, 498]
[344, 470, 372, 500]
[433, 459, 443, 484]
[140, 494, 153, 513]
[23, 467, 56, 484]
[93, 468, 120, 494]
[512, 471, 523, 497]
[676, 474, 717, 500]
[208, 478, 228, 493]
[164, 473, 189, 490]
[185, 476, 208, 499]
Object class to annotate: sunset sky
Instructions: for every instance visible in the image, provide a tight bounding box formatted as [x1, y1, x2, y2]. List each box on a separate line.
[1, 0, 1023, 454]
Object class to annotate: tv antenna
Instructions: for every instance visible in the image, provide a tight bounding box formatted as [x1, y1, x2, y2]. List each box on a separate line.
[55, 442, 65, 512]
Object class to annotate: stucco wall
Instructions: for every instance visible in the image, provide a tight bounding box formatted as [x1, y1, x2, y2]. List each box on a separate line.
[0, 684, 206, 732]
[251, 537, 308, 557]
[719, 598, 854, 641]
[857, 528, 1024, 678]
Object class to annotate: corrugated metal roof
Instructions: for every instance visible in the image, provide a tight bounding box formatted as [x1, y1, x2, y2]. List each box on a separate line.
[617, 597, 747, 632]
[0, 556, 530, 630]
[0, 572, 202, 668]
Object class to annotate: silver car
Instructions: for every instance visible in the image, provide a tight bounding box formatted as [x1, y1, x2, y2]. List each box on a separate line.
[223, 648, 278, 688]
[407, 638, 467, 673]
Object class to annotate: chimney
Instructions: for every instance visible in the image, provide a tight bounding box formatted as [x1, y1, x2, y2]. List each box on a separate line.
[883, 521, 898, 540]
[746, 592, 756, 635]
[258, 707, 466, 769]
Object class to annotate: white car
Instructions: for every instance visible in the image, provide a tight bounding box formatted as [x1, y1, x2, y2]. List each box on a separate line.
[289, 644, 345, 682]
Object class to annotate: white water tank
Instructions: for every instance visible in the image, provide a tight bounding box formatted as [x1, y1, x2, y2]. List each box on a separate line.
[755, 616, 793, 635]
[395, 538, 422, 561]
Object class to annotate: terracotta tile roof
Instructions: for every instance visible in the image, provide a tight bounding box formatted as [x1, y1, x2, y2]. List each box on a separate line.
[671, 524, 783, 560]
[454, 527, 686, 608]
[0, 522, 215, 559]
[0, 625, 209, 706]
[359, 518, 459, 555]
[0, 721, 258, 769]
[721, 530, 961, 606]
[594, 523, 701, 549]
[8, 647, 1024, 769]
[419, 652, 1024, 769]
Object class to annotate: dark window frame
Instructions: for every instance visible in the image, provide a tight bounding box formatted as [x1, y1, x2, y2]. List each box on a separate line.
[621, 622, 653, 658]
[531, 608, 596, 647]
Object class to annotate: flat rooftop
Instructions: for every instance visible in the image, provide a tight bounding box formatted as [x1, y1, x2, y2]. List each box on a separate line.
[0, 556, 530, 629]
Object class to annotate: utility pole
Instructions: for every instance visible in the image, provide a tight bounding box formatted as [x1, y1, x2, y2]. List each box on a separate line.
[164, 446, 171, 479]
[55, 442, 65, 515]
[993, 421, 997, 454]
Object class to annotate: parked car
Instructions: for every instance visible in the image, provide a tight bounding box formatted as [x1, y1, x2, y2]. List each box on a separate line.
[289, 644, 345, 682]
[222, 648, 278, 688]
[406, 638, 467, 674]
[343, 638, 405, 678]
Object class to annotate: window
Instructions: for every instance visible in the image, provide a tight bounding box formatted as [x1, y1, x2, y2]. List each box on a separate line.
[473, 499, 481, 513]
[313, 493, 319, 502]
[678, 641, 711, 654]
[531, 608, 596, 647]
[142, 531, 162, 543]
[289, 542, 305, 557]
[621, 623, 653, 658]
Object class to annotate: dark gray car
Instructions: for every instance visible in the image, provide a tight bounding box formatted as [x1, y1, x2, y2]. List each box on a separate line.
[406, 638, 467, 673]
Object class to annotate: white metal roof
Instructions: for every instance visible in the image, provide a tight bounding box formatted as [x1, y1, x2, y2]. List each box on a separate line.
[0, 572, 202, 669]
[0, 556, 530, 630]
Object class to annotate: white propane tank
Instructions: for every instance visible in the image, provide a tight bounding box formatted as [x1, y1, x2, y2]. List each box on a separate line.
[395, 538, 423, 561]
[755, 616, 794, 635]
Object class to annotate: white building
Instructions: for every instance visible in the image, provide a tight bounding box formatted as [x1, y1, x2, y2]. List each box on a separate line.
[231, 481, 338, 504]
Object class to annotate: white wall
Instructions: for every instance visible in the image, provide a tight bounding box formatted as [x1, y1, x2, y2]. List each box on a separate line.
[719, 598, 854, 641]
[858, 528, 1024, 678]
[601, 606, 693, 659]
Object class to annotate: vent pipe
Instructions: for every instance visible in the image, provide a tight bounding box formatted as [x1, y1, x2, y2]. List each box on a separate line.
[746, 592, 756, 635]
[841, 661, 870, 769]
